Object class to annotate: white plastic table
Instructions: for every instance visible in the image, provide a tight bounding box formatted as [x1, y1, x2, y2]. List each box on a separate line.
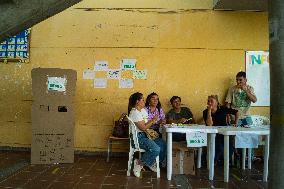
[164, 125, 218, 181]
[216, 126, 270, 183]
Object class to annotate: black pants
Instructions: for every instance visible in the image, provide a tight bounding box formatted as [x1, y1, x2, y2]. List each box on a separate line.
[215, 134, 234, 162]
[172, 133, 186, 142]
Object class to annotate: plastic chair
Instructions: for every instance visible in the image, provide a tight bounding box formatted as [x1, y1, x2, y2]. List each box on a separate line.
[126, 115, 160, 178]
[106, 115, 129, 162]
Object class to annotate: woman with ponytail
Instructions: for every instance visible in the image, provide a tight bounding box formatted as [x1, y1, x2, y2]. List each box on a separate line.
[128, 92, 166, 178]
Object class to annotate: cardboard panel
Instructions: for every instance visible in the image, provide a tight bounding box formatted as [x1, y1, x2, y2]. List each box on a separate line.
[31, 68, 76, 164]
[32, 103, 74, 130]
[31, 132, 74, 164]
[31, 68, 77, 103]
[183, 149, 195, 175]
[172, 145, 195, 175]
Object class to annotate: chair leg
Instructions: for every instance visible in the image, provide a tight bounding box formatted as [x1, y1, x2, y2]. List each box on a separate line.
[156, 156, 160, 178]
[242, 148, 246, 170]
[231, 152, 235, 166]
[197, 147, 202, 168]
[107, 138, 112, 162]
[127, 149, 134, 176]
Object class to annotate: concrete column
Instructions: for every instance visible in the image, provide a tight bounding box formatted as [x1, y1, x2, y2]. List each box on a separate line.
[0, 0, 82, 42]
[269, 0, 284, 188]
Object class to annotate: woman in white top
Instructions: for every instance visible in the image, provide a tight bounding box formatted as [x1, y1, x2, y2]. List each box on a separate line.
[128, 92, 166, 178]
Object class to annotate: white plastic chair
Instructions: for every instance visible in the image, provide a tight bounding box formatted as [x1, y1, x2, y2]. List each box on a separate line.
[126, 115, 160, 178]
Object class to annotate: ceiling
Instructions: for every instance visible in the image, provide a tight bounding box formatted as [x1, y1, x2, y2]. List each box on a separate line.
[0, 0, 82, 42]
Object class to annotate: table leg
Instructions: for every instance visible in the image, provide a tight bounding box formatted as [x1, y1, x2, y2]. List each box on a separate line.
[224, 135, 229, 182]
[248, 148, 252, 169]
[107, 138, 112, 162]
[242, 148, 246, 170]
[209, 133, 216, 180]
[167, 132, 173, 180]
[197, 147, 202, 168]
[263, 134, 270, 182]
[207, 134, 211, 170]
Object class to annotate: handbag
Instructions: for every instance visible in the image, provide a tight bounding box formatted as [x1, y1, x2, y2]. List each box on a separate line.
[145, 129, 159, 140]
[112, 113, 129, 138]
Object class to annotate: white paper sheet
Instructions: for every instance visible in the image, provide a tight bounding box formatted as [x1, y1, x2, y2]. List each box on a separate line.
[121, 59, 136, 70]
[47, 77, 67, 92]
[107, 69, 121, 79]
[235, 133, 259, 148]
[95, 60, 108, 71]
[119, 79, 133, 88]
[133, 70, 147, 79]
[186, 132, 207, 147]
[83, 69, 95, 79]
[94, 78, 107, 88]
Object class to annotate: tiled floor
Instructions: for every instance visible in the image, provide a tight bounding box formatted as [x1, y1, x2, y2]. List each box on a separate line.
[0, 151, 268, 189]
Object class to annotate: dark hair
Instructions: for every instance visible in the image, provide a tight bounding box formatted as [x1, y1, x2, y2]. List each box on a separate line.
[128, 92, 143, 115]
[170, 96, 181, 104]
[145, 92, 162, 113]
[236, 71, 246, 78]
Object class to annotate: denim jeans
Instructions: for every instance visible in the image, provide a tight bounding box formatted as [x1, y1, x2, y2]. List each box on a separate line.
[137, 132, 167, 167]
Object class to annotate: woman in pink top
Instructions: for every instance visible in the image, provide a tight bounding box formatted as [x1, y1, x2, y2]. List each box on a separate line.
[144, 92, 166, 136]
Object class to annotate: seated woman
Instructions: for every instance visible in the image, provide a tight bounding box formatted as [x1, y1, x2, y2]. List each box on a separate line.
[166, 96, 195, 141]
[144, 92, 166, 136]
[128, 92, 166, 178]
[203, 95, 240, 165]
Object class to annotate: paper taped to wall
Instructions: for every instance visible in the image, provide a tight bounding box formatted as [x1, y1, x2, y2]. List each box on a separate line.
[94, 78, 107, 88]
[47, 77, 67, 92]
[133, 70, 147, 79]
[95, 60, 108, 71]
[83, 69, 95, 79]
[121, 59, 136, 70]
[119, 79, 133, 88]
[107, 69, 121, 79]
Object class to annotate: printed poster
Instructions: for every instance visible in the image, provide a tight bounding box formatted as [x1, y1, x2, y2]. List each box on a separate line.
[0, 29, 29, 60]
[245, 51, 270, 106]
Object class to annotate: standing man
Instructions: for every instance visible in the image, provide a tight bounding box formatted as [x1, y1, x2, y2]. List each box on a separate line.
[225, 71, 257, 126]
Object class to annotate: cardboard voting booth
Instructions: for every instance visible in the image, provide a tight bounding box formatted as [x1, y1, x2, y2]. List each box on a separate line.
[172, 142, 195, 175]
[31, 68, 77, 164]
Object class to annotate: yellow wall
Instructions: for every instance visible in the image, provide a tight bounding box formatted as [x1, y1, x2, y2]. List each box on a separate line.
[0, 0, 269, 151]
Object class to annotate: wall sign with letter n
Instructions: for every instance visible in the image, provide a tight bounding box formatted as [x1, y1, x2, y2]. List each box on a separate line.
[245, 51, 269, 106]
[186, 132, 207, 147]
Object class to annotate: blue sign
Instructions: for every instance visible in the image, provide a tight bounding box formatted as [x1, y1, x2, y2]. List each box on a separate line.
[0, 30, 29, 59]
